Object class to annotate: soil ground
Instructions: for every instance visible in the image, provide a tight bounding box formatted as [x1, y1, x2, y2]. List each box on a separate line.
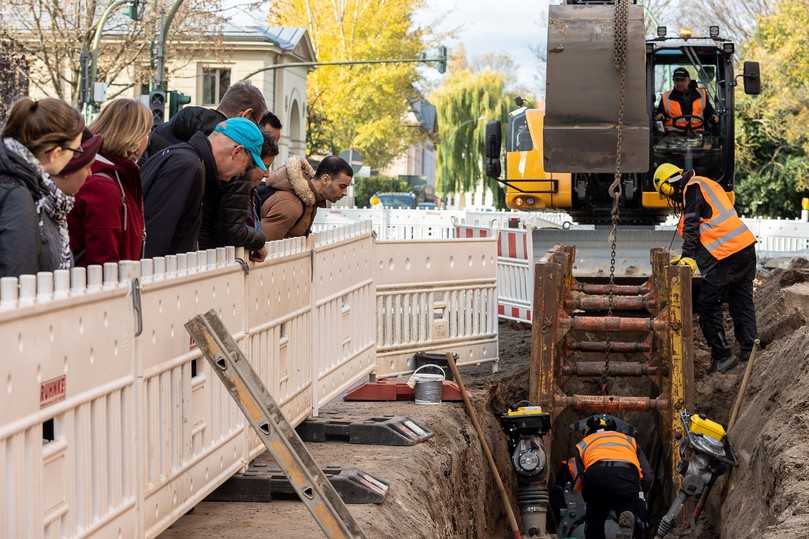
[161, 323, 532, 539]
[162, 261, 809, 538]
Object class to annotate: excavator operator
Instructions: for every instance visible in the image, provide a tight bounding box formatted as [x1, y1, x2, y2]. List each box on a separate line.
[656, 67, 719, 132]
[654, 163, 758, 373]
[574, 414, 652, 539]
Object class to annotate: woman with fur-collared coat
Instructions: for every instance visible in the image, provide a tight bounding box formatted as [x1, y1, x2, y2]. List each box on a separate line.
[259, 155, 353, 241]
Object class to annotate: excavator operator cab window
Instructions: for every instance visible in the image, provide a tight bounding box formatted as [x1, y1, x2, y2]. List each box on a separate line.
[508, 110, 534, 152]
[650, 46, 728, 183]
[653, 62, 719, 136]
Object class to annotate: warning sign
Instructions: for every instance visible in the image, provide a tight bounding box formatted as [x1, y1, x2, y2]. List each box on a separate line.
[40, 375, 66, 408]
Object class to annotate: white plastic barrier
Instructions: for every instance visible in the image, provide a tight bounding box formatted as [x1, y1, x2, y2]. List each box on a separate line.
[0, 222, 393, 538]
[0, 267, 138, 539]
[374, 235, 499, 376]
[311, 224, 377, 413]
[456, 225, 535, 324]
[742, 217, 809, 254]
[462, 209, 573, 229]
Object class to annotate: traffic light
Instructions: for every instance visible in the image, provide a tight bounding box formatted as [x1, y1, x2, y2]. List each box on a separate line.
[168, 90, 191, 119]
[436, 45, 448, 74]
[149, 90, 166, 125]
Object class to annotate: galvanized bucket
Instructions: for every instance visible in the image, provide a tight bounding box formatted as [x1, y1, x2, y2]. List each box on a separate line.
[408, 364, 446, 405]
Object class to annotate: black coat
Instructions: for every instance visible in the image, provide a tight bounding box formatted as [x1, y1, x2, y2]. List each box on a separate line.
[199, 176, 266, 251]
[681, 184, 718, 275]
[143, 106, 226, 161]
[0, 142, 62, 277]
[141, 132, 217, 257]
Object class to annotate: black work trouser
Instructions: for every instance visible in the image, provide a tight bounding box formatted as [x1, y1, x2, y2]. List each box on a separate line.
[698, 245, 757, 363]
[582, 464, 647, 539]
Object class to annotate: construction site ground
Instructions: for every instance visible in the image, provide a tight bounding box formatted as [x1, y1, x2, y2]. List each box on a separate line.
[161, 258, 809, 538]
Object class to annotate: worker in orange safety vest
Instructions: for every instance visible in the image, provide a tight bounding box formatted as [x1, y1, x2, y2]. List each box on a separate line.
[574, 414, 653, 539]
[656, 67, 719, 132]
[654, 163, 758, 373]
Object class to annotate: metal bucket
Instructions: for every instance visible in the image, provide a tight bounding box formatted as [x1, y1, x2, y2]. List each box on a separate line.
[409, 364, 446, 405]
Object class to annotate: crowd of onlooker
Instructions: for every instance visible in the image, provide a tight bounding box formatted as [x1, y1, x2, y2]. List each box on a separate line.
[0, 81, 354, 278]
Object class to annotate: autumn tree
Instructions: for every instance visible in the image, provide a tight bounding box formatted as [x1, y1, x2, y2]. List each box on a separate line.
[733, 0, 809, 217]
[271, 0, 427, 169]
[0, 0, 228, 105]
[432, 52, 527, 208]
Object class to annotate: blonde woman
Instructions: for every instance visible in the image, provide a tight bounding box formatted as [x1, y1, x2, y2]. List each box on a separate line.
[68, 99, 153, 265]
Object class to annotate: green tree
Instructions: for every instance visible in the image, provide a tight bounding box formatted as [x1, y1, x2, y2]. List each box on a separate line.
[272, 0, 427, 169]
[734, 0, 809, 217]
[432, 53, 526, 208]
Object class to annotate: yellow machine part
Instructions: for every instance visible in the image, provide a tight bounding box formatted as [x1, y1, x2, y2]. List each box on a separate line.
[690, 414, 726, 441]
[642, 189, 736, 209]
[505, 406, 545, 417]
[505, 109, 572, 210]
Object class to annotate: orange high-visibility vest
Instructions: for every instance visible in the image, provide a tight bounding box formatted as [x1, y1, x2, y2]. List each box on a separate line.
[676, 176, 756, 261]
[576, 431, 643, 478]
[661, 88, 706, 129]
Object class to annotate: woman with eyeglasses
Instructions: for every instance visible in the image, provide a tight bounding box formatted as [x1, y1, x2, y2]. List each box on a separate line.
[68, 99, 153, 266]
[0, 97, 85, 277]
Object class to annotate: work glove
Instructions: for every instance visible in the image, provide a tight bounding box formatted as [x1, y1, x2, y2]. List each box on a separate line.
[675, 257, 698, 273]
[670, 254, 682, 265]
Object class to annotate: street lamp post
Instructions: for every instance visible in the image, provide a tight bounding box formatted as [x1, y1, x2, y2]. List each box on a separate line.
[79, 0, 141, 119]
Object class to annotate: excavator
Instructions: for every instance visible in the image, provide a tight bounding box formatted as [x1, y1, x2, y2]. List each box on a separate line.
[484, 0, 761, 276]
[483, 1, 759, 537]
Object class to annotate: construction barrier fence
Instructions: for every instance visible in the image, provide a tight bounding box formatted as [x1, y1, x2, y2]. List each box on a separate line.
[0, 221, 496, 538]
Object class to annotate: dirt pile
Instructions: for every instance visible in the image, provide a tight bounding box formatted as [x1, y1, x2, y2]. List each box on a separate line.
[711, 262, 809, 539]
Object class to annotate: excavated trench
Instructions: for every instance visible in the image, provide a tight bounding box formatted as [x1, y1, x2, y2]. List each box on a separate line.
[470, 260, 809, 538]
[164, 262, 809, 538]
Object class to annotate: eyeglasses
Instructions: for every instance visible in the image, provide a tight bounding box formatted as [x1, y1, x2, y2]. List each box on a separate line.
[61, 145, 84, 154]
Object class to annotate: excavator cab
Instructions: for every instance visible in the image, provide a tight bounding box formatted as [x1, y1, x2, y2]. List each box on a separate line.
[645, 32, 761, 211]
[485, 0, 761, 225]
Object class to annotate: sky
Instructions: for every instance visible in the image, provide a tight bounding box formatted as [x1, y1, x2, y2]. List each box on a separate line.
[230, 0, 552, 96]
[413, 0, 551, 96]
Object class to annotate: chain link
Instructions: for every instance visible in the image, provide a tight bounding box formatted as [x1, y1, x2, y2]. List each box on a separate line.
[602, 0, 629, 394]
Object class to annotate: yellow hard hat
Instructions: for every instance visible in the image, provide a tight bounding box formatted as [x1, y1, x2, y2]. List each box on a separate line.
[653, 163, 684, 198]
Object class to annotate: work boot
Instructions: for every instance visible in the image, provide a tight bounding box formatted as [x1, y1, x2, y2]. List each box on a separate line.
[615, 511, 635, 539]
[716, 356, 738, 373]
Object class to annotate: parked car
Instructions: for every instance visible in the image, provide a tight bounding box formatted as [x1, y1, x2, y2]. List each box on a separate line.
[370, 192, 417, 209]
[417, 202, 437, 210]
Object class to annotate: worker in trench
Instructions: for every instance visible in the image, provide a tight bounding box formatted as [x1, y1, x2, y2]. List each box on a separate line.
[654, 163, 758, 372]
[563, 414, 653, 539]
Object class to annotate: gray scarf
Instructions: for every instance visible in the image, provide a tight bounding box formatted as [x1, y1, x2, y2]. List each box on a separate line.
[3, 138, 75, 270]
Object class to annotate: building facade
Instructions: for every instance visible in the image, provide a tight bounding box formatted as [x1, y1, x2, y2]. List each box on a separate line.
[26, 24, 314, 165]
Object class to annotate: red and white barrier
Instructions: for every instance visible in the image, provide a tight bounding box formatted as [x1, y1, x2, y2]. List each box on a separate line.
[456, 225, 534, 325]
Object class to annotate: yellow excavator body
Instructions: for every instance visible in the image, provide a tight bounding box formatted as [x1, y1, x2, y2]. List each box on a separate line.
[504, 108, 573, 211]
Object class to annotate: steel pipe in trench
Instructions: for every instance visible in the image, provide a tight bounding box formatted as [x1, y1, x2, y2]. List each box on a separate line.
[566, 340, 651, 353]
[556, 394, 670, 413]
[573, 283, 647, 296]
[565, 294, 655, 311]
[562, 361, 662, 377]
[562, 316, 666, 333]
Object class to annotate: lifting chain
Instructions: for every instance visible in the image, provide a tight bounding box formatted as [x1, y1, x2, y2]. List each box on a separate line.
[602, 0, 630, 394]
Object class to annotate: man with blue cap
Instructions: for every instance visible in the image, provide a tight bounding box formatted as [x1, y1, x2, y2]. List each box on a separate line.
[141, 116, 266, 257]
